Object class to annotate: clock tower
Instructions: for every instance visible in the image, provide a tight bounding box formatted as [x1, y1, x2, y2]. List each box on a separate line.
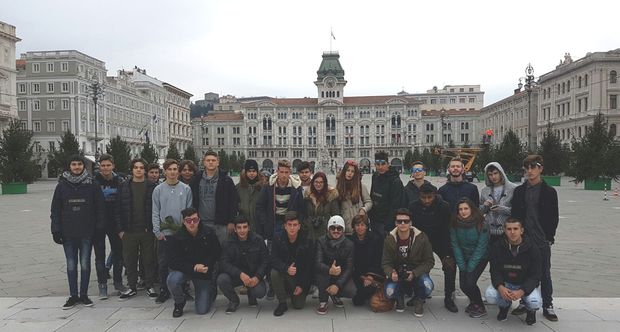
[315, 51, 346, 104]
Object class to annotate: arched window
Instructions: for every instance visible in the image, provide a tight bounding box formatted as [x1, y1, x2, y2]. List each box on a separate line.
[611, 70, 617, 84]
[611, 124, 617, 137]
[578, 76, 582, 88]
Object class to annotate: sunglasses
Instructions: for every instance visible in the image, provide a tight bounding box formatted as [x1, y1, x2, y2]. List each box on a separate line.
[183, 217, 200, 225]
[523, 162, 542, 170]
[396, 219, 411, 225]
[329, 226, 344, 232]
[375, 160, 387, 165]
[411, 167, 424, 173]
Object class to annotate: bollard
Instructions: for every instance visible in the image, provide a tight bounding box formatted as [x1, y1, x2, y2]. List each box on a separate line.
[603, 184, 609, 201]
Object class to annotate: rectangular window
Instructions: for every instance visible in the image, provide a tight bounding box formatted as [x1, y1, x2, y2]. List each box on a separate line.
[32, 63, 40, 73]
[32, 83, 40, 93]
[61, 99, 70, 110]
[47, 100, 55, 110]
[47, 83, 54, 93]
[33, 121, 41, 132]
[19, 100, 27, 110]
[62, 121, 70, 132]
[469, 97, 475, 103]
[47, 62, 54, 72]
[611, 95, 618, 110]
[61, 82, 69, 92]
[18, 83, 26, 93]
[33, 100, 40, 111]
[61, 62, 69, 72]
[47, 121, 56, 132]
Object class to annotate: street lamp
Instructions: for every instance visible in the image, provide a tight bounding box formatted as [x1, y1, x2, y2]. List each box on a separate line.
[439, 108, 448, 146]
[518, 63, 537, 150]
[87, 73, 104, 160]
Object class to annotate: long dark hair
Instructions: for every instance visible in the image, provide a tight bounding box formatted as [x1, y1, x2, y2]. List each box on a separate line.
[336, 160, 362, 203]
[450, 197, 485, 231]
[310, 172, 329, 203]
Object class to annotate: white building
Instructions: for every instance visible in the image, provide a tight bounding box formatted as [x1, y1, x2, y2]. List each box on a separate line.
[0, 21, 20, 133]
[479, 87, 539, 146]
[164, 83, 193, 153]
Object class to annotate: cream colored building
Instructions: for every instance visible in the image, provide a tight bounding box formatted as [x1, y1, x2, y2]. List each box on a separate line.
[479, 88, 539, 146]
[0, 21, 21, 133]
[164, 83, 192, 153]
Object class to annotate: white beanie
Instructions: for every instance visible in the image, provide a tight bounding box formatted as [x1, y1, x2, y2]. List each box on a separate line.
[327, 215, 345, 231]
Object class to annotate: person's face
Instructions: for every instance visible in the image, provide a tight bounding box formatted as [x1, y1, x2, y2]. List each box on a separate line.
[69, 161, 84, 175]
[284, 220, 301, 238]
[298, 168, 312, 182]
[375, 159, 389, 174]
[354, 222, 368, 237]
[235, 222, 249, 240]
[345, 166, 355, 181]
[487, 169, 502, 185]
[395, 214, 411, 232]
[99, 160, 114, 176]
[524, 162, 543, 182]
[328, 225, 344, 239]
[203, 155, 219, 171]
[245, 169, 258, 180]
[411, 164, 425, 180]
[181, 165, 194, 180]
[504, 222, 524, 244]
[419, 192, 436, 207]
[183, 213, 200, 233]
[448, 161, 464, 178]
[313, 176, 325, 191]
[277, 166, 291, 183]
[132, 162, 145, 178]
[164, 164, 179, 181]
[148, 168, 160, 182]
[458, 202, 472, 219]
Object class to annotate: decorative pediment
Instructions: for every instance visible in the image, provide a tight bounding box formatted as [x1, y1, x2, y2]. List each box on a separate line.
[319, 99, 343, 107]
[385, 98, 407, 104]
[256, 101, 277, 107]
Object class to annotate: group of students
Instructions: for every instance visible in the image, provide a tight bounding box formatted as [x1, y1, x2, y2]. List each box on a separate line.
[50, 150, 558, 325]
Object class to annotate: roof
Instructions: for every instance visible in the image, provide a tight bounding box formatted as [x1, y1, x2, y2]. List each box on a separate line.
[199, 112, 243, 122]
[422, 109, 480, 117]
[316, 51, 345, 80]
[244, 95, 423, 107]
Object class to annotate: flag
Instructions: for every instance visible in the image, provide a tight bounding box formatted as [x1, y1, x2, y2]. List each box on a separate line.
[331, 30, 336, 40]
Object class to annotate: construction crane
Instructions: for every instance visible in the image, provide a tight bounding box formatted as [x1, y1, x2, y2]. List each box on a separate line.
[433, 147, 483, 181]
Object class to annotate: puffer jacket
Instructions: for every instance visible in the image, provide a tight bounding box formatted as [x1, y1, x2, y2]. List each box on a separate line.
[479, 162, 516, 237]
[368, 168, 404, 226]
[116, 178, 157, 233]
[220, 231, 270, 279]
[315, 235, 355, 289]
[168, 223, 221, 280]
[339, 183, 372, 235]
[303, 187, 340, 241]
[236, 171, 267, 231]
[450, 218, 489, 272]
[382, 226, 435, 279]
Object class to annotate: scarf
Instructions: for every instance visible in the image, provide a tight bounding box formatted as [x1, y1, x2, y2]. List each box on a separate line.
[326, 233, 346, 248]
[62, 170, 91, 185]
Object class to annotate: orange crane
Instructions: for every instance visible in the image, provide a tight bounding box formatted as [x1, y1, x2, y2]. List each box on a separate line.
[433, 147, 483, 181]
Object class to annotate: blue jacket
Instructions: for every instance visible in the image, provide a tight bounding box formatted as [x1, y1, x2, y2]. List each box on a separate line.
[439, 179, 480, 213]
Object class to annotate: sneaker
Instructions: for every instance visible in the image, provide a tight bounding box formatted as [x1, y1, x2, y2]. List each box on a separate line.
[464, 303, 473, 313]
[526, 310, 537, 325]
[98, 283, 108, 300]
[511, 303, 527, 315]
[172, 302, 185, 318]
[62, 296, 80, 310]
[497, 306, 509, 321]
[543, 305, 558, 321]
[225, 301, 239, 314]
[119, 288, 137, 300]
[469, 304, 487, 318]
[136, 279, 146, 291]
[444, 298, 458, 313]
[273, 302, 288, 317]
[316, 302, 328, 315]
[113, 282, 128, 293]
[80, 295, 94, 307]
[413, 299, 424, 317]
[330, 296, 344, 308]
[146, 287, 158, 299]
[248, 297, 258, 308]
[395, 296, 405, 313]
[155, 289, 170, 304]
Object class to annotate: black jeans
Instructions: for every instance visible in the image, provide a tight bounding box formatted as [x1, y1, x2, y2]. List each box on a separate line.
[540, 244, 553, 308]
[458, 260, 487, 305]
[316, 273, 357, 303]
[157, 238, 171, 291]
[93, 228, 123, 284]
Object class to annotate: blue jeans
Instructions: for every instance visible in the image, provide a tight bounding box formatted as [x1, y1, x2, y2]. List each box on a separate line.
[384, 273, 434, 300]
[63, 238, 92, 297]
[485, 283, 542, 310]
[93, 229, 123, 284]
[167, 271, 213, 315]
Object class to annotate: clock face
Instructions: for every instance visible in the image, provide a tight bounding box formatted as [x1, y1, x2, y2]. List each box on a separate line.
[326, 77, 336, 88]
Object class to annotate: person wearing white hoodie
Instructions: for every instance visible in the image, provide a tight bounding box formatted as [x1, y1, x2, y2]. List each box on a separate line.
[479, 162, 516, 246]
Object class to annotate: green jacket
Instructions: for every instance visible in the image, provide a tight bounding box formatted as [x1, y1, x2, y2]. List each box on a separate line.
[382, 226, 435, 279]
[449, 220, 489, 272]
[303, 187, 340, 241]
[236, 173, 266, 231]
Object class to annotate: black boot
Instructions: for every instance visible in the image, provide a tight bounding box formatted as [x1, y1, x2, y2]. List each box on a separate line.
[172, 302, 185, 318]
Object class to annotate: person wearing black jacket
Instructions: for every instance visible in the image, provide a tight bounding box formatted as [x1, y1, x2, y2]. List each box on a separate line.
[347, 215, 383, 306]
[402, 161, 432, 207]
[368, 151, 404, 239]
[217, 216, 269, 314]
[51, 155, 105, 309]
[511, 155, 559, 321]
[438, 157, 480, 211]
[167, 208, 222, 318]
[315, 216, 356, 315]
[190, 151, 239, 244]
[409, 183, 456, 310]
[485, 218, 542, 325]
[116, 158, 158, 300]
[270, 211, 315, 316]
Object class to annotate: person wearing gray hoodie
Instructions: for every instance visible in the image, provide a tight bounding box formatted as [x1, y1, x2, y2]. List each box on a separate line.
[479, 162, 516, 246]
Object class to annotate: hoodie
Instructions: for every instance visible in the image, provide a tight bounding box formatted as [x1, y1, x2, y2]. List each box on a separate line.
[255, 174, 305, 240]
[479, 162, 516, 237]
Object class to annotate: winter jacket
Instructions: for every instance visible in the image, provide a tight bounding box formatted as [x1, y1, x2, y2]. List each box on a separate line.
[490, 235, 541, 295]
[94, 172, 123, 230]
[450, 219, 489, 272]
[382, 226, 435, 279]
[409, 197, 452, 259]
[271, 231, 315, 291]
[303, 187, 340, 241]
[348, 230, 383, 278]
[220, 231, 269, 279]
[479, 162, 517, 237]
[50, 172, 105, 239]
[236, 172, 267, 231]
[368, 168, 404, 226]
[339, 183, 373, 235]
[511, 180, 559, 244]
[438, 178, 480, 213]
[402, 180, 435, 207]
[168, 223, 222, 280]
[190, 169, 239, 226]
[255, 174, 305, 240]
[116, 178, 157, 233]
[315, 235, 355, 289]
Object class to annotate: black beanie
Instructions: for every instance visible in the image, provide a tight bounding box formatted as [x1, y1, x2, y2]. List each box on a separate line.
[244, 159, 259, 172]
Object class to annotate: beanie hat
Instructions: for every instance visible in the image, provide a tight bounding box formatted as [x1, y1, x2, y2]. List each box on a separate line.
[244, 159, 259, 172]
[327, 215, 345, 231]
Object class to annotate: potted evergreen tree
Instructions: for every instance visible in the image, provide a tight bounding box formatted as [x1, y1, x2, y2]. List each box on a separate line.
[537, 123, 567, 186]
[0, 120, 43, 194]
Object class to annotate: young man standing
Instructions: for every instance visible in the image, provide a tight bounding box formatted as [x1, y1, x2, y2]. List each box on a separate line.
[147, 163, 162, 184]
[438, 157, 480, 211]
[152, 159, 193, 303]
[270, 211, 315, 316]
[479, 162, 516, 246]
[51, 155, 105, 309]
[486, 217, 542, 325]
[511, 155, 559, 322]
[297, 161, 313, 194]
[117, 158, 158, 300]
[217, 217, 269, 314]
[382, 208, 434, 316]
[368, 151, 404, 239]
[403, 161, 432, 207]
[190, 151, 238, 244]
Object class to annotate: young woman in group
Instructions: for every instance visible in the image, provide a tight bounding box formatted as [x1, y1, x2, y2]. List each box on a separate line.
[336, 160, 372, 236]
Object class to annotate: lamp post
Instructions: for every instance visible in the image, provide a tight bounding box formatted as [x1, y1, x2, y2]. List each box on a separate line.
[518, 63, 537, 151]
[88, 74, 104, 161]
[439, 108, 447, 146]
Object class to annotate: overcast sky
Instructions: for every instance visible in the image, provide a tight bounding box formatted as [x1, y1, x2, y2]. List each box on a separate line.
[4, 0, 619, 105]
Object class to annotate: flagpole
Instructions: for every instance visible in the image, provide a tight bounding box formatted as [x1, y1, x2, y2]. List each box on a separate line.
[330, 27, 332, 52]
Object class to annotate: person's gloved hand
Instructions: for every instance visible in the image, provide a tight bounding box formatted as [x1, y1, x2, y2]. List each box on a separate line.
[52, 232, 63, 244]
